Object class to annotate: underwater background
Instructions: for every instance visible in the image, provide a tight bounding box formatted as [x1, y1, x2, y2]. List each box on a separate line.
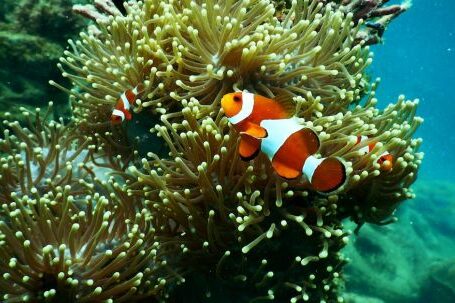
[344, 0, 455, 302]
[0, 0, 454, 302]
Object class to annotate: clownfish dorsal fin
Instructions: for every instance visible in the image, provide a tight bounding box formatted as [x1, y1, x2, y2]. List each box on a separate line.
[241, 122, 268, 139]
[273, 92, 296, 117]
[238, 134, 261, 160]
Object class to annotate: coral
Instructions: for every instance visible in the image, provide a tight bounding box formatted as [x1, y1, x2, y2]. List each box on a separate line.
[420, 259, 455, 303]
[0, 186, 162, 302]
[57, 0, 422, 223]
[344, 181, 455, 303]
[0, 0, 88, 122]
[0, 0, 423, 302]
[318, 0, 412, 45]
[10, 0, 89, 42]
[73, 0, 125, 24]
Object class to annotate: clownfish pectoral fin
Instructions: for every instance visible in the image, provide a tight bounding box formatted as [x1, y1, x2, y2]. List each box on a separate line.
[309, 157, 346, 193]
[272, 160, 301, 179]
[239, 134, 261, 160]
[124, 110, 132, 121]
[241, 123, 268, 139]
[111, 116, 122, 125]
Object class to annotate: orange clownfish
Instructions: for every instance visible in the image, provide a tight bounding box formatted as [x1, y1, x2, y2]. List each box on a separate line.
[221, 91, 347, 193]
[111, 84, 144, 124]
[356, 135, 394, 171]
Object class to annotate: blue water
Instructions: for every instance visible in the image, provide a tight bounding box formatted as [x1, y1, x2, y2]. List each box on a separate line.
[371, 0, 455, 182]
[345, 2, 455, 301]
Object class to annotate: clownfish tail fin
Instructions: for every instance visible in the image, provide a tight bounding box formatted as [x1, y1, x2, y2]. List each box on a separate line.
[303, 156, 347, 193]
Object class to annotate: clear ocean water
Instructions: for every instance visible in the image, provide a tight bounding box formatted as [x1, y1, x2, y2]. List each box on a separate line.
[345, 1, 455, 301]
[372, 0, 455, 182]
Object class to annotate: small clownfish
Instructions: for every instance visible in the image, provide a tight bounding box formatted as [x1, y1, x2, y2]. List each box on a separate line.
[111, 84, 144, 124]
[221, 91, 347, 193]
[356, 135, 394, 171]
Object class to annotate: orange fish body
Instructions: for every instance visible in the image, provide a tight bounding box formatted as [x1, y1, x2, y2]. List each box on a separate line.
[377, 153, 393, 171]
[111, 84, 144, 124]
[221, 92, 347, 193]
[355, 135, 394, 171]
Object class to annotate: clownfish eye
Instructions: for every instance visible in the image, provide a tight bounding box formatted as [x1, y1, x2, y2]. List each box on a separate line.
[233, 95, 241, 102]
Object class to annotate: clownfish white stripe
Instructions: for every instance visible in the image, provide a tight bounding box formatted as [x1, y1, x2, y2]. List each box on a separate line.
[379, 151, 389, 158]
[132, 86, 140, 95]
[260, 118, 304, 161]
[112, 109, 125, 121]
[228, 92, 255, 124]
[357, 135, 371, 154]
[302, 155, 324, 183]
[358, 145, 370, 155]
[120, 93, 131, 111]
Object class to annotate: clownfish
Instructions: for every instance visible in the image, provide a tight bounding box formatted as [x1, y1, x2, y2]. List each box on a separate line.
[356, 135, 394, 171]
[111, 84, 144, 124]
[221, 91, 347, 193]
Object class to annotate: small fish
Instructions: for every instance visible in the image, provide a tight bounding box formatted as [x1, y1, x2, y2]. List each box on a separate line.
[356, 135, 394, 171]
[221, 91, 347, 193]
[111, 84, 144, 124]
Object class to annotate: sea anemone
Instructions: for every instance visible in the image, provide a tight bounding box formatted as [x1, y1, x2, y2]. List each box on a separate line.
[126, 106, 351, 301]
[0, 110, 169, 302]
[0, 184, 165, 302]
[0, 104, 96, 208]
[28, 0, 423, 301]
[54, 0, 370, 126]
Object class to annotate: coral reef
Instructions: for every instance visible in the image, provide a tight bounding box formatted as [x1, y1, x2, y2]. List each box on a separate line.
[0, 0, 88, 122]
[1, 0, 423, 302]
[420, 258, 455, 303]
[344, 180, 455, 303]
[325, 0, 411, 45]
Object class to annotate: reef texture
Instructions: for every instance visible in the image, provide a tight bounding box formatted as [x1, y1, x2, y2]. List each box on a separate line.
[321, 0, 412, 45]
[344, 180, 455, 303]
[0, 0, 88, 122]
[0, 0, 423, 302]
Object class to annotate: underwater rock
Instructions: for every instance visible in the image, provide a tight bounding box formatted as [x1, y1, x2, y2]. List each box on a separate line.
[0, 0, 88, 122]
[344, 180, 455, 302]
[0, 31, 63, 104]
[420, 259, 455, 303]
[344, 292, 385, 303]
[273, 0, 411, 45]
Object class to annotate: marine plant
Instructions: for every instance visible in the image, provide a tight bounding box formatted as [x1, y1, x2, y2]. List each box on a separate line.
[0, 0, 423, 302]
